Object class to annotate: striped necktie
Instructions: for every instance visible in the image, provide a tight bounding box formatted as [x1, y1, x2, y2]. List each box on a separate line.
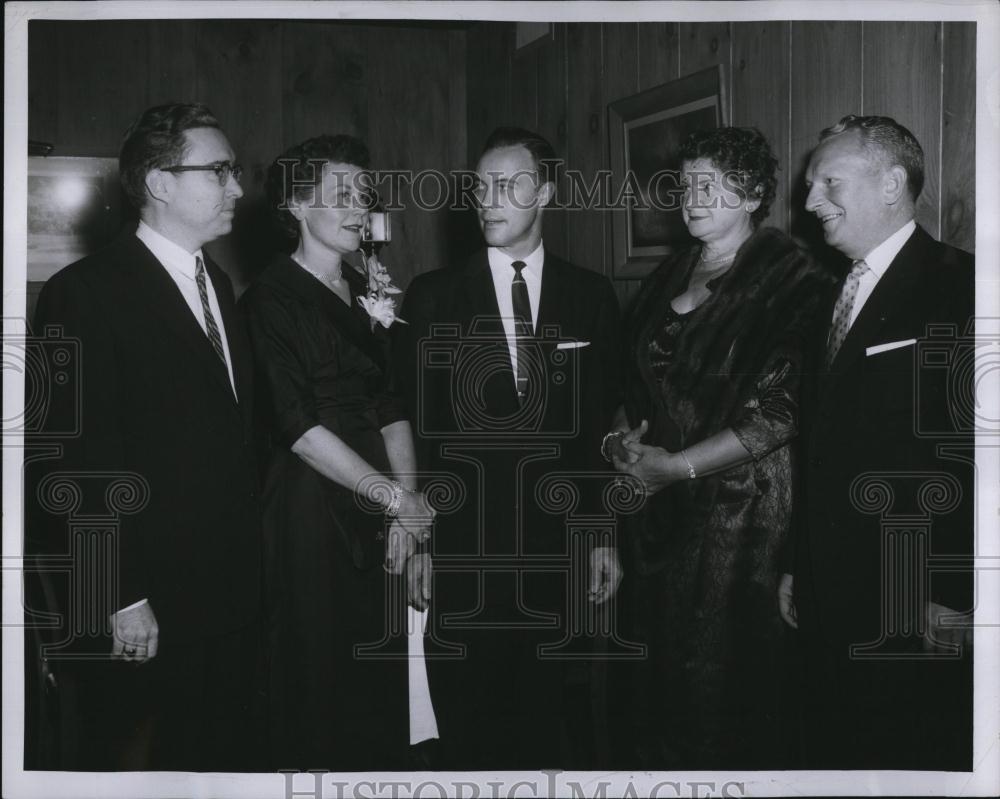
[511, 260, 533, 402]
[825, 259, 870, 367]
[195, 256, 227, 365]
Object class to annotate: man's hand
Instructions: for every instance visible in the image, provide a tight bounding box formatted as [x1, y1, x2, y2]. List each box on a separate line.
[778, 573, 798, 629]
[922, 600, 973, 653]
[588, 546, 623, 605]
[385, 520, 417, 575]
[111, 602, 159, 663]
[406, 553, 432, 611]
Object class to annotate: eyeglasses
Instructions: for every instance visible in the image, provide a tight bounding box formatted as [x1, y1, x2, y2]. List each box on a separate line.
[162, 161, 243, 186]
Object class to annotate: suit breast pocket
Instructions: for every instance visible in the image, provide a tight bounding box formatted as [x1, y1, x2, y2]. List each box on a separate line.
[863, 344, 917, 415]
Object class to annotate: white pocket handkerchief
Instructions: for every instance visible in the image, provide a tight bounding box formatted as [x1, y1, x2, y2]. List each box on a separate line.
[555, 341, 590, 350]
[866, 338, 917, 356]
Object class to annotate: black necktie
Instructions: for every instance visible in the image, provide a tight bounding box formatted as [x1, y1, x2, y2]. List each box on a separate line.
[511, 260, 533, 402]
[195, 256, 227, 366]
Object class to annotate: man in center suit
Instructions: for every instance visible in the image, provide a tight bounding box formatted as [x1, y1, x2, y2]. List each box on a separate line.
[779, 115, 975, 769]
[396, 127, 624, 769]
[28, 103, 262, 770]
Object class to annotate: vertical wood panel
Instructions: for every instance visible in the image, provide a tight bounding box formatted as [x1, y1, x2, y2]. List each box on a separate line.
[537, 24, 568, 258]
[195, 21, 284, 196]
[195, 21, 284, 284]
[448, 30, 468, 172]
[603, 24, 639, 305]
[863, 22, 942, 239]
[619, 22, 682, 310]
[510, 47, 539, 131]
[146, 20, 199, 106]
[28, 21, 59, 144]
[732, 22, 791, 232]
[679, 22, 731, 124]
[368, 26, 452, 288]
[565, 23, 605, 277]
[280, 22, 367, 145]
[680, 21, 731, 74]
[789, 22, 863, 239]
[638, 22, 680, 91]
[942, 22, 976, 253]
[466, 23, 513, 164]
[55, 22, 149, 156]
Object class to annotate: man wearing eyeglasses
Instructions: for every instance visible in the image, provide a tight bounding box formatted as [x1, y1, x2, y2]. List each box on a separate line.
[28, 103, 261, 770]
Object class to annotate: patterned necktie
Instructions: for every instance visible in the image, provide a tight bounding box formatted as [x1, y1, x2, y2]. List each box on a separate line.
[826, 259, 870, 367]
[195, 256, 227, 365]
[511, 260, 533, 401]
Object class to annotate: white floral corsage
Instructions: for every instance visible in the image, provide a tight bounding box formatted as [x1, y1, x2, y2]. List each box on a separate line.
[358, 251, 406, 328]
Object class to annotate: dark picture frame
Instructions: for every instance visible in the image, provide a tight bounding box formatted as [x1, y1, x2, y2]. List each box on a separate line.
[608, 65, 727, 279]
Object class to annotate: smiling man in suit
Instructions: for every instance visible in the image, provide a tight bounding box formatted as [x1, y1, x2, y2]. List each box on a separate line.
[779, 115, 975, 769]
[30, 103, 261, 770]
[397, 127, 623, 769]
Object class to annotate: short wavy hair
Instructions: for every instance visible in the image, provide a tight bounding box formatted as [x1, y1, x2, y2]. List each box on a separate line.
[678, 126, 778, 228]
[266, 134, 371, 243]
[119, 103, 221, 210]
[819, 114, 924, 201]
[481, 126, 560, 184]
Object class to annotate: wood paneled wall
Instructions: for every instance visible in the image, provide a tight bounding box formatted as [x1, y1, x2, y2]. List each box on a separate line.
[27, 19, 976, 306]
[466, 21, 977, 309]
[28, 19, 467, 291]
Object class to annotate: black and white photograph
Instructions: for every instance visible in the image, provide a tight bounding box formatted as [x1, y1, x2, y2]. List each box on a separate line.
[3, 1, 998, 797]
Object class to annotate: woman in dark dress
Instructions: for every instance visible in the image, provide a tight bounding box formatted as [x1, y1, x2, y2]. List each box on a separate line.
[243, 134, 434, 770]
[606, 127, 833, 768]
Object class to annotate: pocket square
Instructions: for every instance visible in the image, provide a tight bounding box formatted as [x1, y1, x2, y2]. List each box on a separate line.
[866, 338, 917, 356]
[555, 341, 590, 350]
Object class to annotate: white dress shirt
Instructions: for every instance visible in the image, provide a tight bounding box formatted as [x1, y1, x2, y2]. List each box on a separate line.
[487, 242, 544, 378]
[135, 221, 237, 395]
[841, 219, 916, 331]
[117, 223, 238, 617]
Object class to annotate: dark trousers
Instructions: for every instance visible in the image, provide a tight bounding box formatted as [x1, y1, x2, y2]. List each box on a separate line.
[799, 635, 973, 771]
[69, 623, 264, 771]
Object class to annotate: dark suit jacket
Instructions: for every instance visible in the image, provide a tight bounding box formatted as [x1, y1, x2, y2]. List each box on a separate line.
[796, 224, 974, 639]
[30, 230, 261, 647]
[397, 248, 622, 548]
[394, 247, 622, 768]
[793, 224, 974, 767]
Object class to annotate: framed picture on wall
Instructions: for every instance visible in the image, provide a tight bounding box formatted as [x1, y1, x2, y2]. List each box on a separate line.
[27, 156, 124, 282]
[608, 65, 727, 279]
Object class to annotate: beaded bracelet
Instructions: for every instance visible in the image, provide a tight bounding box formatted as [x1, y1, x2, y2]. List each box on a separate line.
[601, 430, 625, 462]
[679, 449, 697, 480]
[384, 480, 404, 517]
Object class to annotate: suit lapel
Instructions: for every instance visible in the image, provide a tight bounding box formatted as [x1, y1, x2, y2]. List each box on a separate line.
[536, 253, 567, 334]
[828, 227, 926, 375]
[459, 250, 517, 406]
[120, 235, 238, 403]
[460, 250, 504, 322]
[820, 226, 928, 408]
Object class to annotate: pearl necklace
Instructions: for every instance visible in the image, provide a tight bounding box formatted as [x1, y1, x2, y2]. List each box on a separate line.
[698, 249, 738, 266]
[292, 254, 345, 291]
